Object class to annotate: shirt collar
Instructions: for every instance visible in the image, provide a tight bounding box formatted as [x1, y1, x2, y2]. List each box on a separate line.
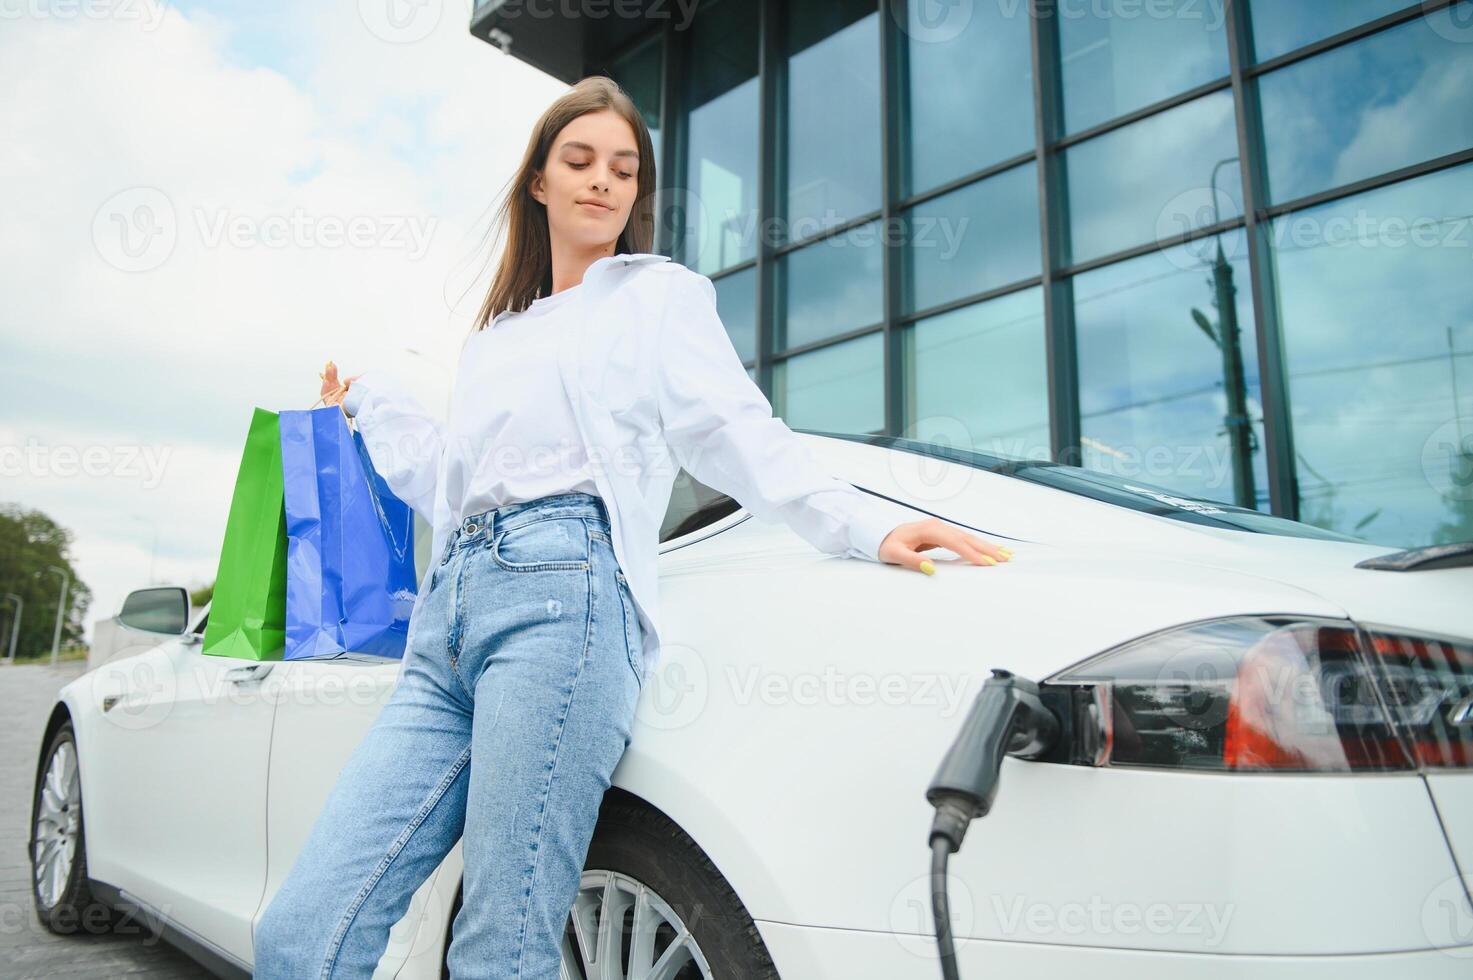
[488, 252, 669, 328]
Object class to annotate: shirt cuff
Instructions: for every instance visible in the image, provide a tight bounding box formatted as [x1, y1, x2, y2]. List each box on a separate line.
[845, 490, 909, 563]
[342, 377, 371, 418]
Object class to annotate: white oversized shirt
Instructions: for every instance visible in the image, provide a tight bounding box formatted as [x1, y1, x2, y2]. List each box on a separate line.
[442, 281, 599, 521]
[344, 253, 913, 682]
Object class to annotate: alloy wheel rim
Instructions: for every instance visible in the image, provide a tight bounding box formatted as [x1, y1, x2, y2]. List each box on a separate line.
[33, 739, 81, 907]
[561, 869, 714, 980]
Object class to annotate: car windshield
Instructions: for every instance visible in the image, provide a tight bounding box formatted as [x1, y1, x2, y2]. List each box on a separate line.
[804, 431, 1366, 544]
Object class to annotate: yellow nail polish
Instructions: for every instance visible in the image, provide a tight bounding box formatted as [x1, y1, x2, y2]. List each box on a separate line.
[919, 559, 935, 575]
[981, 555, 997, 565]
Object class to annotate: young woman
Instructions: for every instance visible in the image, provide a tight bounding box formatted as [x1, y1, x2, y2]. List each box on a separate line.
[253, 76, 1009, 979]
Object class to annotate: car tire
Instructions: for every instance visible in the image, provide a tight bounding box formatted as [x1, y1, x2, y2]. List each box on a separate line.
[442, 791, 781, 978]
[30, 721, 116, 935]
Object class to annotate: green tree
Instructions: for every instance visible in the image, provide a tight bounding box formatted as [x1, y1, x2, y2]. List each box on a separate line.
[0, 504, 93, 660]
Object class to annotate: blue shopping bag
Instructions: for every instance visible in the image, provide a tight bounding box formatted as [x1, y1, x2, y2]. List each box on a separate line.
[278, 406, 418, 660]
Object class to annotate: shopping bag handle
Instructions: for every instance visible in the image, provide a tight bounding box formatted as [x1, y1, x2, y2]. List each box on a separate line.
[306, 392, 358, 432]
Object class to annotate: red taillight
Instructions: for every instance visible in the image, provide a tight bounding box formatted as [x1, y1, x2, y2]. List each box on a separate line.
[1049, 616, 1423, 772]
[1362, 629, 1473, 769]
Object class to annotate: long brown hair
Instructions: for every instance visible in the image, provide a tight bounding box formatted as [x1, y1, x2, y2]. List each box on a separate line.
[471, 76, 658, 333]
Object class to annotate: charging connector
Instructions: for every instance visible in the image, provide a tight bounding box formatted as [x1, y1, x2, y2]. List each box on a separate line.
[925, 669, 1060, 979]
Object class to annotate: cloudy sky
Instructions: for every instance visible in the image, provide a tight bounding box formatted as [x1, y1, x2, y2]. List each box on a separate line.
[1, 0, 568, 641]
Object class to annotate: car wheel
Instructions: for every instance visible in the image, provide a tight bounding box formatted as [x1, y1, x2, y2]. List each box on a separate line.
[30, 721, 113, 934]
[442, 793, 780, 979]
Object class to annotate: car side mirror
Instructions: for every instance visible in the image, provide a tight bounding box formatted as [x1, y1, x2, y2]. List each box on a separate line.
[118, 586, 191, 636]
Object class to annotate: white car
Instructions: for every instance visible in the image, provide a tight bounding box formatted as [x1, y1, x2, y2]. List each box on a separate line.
[29, 432, 1473, 979]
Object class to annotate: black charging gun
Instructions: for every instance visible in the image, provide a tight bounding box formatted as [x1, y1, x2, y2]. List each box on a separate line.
[925, 669, 1060, 980]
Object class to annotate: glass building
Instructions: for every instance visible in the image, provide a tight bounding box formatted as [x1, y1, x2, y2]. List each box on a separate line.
[471, 0, 1473, 550]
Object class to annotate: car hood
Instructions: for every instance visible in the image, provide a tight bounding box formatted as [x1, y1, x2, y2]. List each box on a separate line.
[825, 439, 1471, 642]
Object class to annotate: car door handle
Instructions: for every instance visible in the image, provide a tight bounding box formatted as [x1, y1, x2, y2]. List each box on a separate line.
[224, 663, 275, 683]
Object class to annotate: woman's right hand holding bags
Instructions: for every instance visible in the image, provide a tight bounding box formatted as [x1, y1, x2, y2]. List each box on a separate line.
[318, 359, 362, 415]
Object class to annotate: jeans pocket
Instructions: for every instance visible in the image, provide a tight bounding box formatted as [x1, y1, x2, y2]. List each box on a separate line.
[489, 516, 592, 573]
[613, 568, 643, 688]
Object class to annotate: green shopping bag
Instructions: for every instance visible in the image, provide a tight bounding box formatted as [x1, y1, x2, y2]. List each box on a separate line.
[203, 407, 288, 660]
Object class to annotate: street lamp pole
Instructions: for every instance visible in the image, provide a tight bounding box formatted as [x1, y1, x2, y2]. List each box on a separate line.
[45, 566, 69, 666]
[2, 593, 20, 665]
[1209, 157, 1257, 510]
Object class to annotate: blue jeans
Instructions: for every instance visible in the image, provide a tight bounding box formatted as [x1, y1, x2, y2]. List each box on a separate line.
[254, 491, 644, 979]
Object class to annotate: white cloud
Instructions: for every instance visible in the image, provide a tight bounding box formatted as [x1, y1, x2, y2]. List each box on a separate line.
[0, 0, 571, 644]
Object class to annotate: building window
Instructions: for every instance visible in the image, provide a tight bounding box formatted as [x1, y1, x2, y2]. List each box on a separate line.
[1057, 0, 1229, 134]
[683, 0, 759, 275]
[1064, 89, 1241, 265]
[902, 286, 1051, 461]
[901, 0, 1034, 196]
[1247, 0, 1408, 63]
[1269, 162, 1473, 547]
[776, 223, 884, 351]
[901, 162, 1040, 316]
[783, 0, 881, 242]
[1072, 230, 1267, 510]
[773, 332, 885, 434]
[1258, 7, 1473, 206]
[712, 264, 758, 365]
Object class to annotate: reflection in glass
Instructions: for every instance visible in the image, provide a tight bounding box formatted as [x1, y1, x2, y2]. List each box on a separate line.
[684, 0, 759, 274]
[1248, 0, 1408, 62]
[903, 0, 1033, 194]
[777, 225, 885, 351]
[785, 0, 881, 241]
[1058, 0, 1229, 134]
[902, 163, 1040, 315]
[1269, 163, 1473, 548]
[903, 287, 1050, 461]
[1259, 7, 1473, 205]
[610, 38, 662, 173]
[774, 332, 884, 435]
[712, 266, 757, 365]
[1066, 90, 1241, 264]
[1073, 230, 1267, 510]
